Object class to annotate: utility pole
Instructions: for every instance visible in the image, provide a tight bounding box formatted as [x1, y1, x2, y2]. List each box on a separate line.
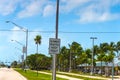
[11, 40, 25, 70]
[6, 21, 28, 72]
[52, 0, 59, 80]
[90, 37, 97, 75]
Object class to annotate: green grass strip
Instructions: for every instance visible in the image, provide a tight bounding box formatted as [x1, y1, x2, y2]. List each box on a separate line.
[14, 69, 67, 80]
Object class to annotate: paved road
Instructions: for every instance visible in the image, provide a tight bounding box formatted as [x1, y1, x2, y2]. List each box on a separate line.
[0, 67, 27, 80]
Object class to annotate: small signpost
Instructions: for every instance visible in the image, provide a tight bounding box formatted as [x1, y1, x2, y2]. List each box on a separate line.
[49, 38, 60, 54]
[22, 46, 26, 53]
[118, 56, 120, 60]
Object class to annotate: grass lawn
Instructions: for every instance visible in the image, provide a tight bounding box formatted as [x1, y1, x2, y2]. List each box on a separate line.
[15, 69, 67, 80]
[42, 70, 104, 80]
[57, 73, 102, 80]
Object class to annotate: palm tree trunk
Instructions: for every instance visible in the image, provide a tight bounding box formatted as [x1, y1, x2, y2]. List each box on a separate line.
[37, 66, 38, 76]
[101, 61, 102, 75]
[37, 44, 38, 54]
[36, 44, 38, 76]
[69, 52, 72, 72]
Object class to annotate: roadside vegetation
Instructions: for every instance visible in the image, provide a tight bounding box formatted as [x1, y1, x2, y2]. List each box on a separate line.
[11, 35, 120, 78]
[15, 69, 109, 80]
[15, 68, 67, 80]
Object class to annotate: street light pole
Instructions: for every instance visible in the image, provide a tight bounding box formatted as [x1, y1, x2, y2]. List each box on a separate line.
[25, 29, 28, 71]
[11, 40, 24, 46]
[90, 37, 97, 75]
[6, 21, 28, 71]
[11, 40, 25, 70]
[68, 44, 72, 72]
[15, 47, 24, 69]
[69, 49, 72, 72]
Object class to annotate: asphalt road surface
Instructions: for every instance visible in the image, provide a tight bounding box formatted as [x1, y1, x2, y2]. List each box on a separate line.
[0, 67, 27, 80]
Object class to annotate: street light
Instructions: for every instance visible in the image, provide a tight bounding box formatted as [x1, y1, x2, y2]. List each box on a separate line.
[11, 40, 24, 46]
[15, 47, 22, 63]
[68, 44, 72, 72]
[90, 37, 97, 75]
[6, 21, 28, 71]
[11, 40, 25, 70]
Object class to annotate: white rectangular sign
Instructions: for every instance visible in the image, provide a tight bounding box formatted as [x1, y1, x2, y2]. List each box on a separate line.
[22, 46, 26, 53]
[49, 38, 60, 54]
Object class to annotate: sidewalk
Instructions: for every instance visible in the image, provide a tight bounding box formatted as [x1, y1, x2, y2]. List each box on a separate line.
[57, 71, 120, 80]
[0, 68, 27, 80]
[38, 71, 120, 80]
[38, 71, 81, 80]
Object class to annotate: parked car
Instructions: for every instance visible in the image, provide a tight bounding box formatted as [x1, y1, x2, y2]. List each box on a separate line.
[8, 66, 10, 68]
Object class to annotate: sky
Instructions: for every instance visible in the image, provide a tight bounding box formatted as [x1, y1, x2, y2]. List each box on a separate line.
[0, 0, 120, 65]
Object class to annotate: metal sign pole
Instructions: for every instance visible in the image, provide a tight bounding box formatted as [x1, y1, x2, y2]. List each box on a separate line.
[52, 0, 59, 80]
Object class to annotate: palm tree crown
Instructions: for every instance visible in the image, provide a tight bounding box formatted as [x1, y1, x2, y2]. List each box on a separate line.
[34, 35, 41, 45]
[34, 35, 42, 54]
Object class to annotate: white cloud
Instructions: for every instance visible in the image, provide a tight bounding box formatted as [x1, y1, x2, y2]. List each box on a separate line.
[0, 0, 119, 22]
[17, 0, 47, 18]
[0, 0, 19, 15]
[8, 26, 25, 42]
[76, 0, 120, 23]
[112, 0, 120, 5]
[0, 0, 55, 18]
[79, 11, 120, 23]
[43, 5, 55, 17]
[60, 0, 90, 13]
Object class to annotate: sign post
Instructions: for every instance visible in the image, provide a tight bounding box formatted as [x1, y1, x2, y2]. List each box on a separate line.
[49, 38, 60, 54]
[49, 38, 60, 80]
[50, 0, 59, 80]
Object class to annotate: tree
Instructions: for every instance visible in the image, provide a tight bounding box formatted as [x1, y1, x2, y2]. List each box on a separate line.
[34, 35, 42, 76]
[34, 35, 42, 54]
[11, 61, 17, 68]
[27, 54, 37, 69]
[93, 45, 99, 73]
[27, 54, 51, 70]
[116, 41, 120, 57]
[69, 42, 83, 72]
[102, 42, 115, 77]
[58, 46, 69, 71]
[97, 43, 108, 75]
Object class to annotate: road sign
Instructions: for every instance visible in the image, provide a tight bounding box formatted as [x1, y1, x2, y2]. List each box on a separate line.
[22, 46, 26, 53]
[49, 38, 60, 54]
[118, 56, 120, 60]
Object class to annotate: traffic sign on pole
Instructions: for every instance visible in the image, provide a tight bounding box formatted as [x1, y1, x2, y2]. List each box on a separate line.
[49, 38, 60, 54]
[22, 46, 26, 53]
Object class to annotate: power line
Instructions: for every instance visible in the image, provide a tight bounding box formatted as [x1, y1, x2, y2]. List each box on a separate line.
[0, 29, 21, 31]
[0, 29, 120, 33]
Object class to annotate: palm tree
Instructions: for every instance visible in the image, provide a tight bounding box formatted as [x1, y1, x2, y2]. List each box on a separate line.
[116, 41, 120, 57]
[115, 41, 120, 74]
[108, 42, 115, 76]
[78, 49, 91, 73]
[93, 45, 99, 73]
[102, 42, 115, 77]
[97, 43, 108, 75]
[34, 35, 42, 54]
[34, 35, 41, 76]
[98, 43, 109, 76]
[69, 42, 82, 72]
[58, 46, 69, 71]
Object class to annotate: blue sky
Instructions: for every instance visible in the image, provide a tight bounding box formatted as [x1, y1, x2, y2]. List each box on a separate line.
[0, 0, 120, 64]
